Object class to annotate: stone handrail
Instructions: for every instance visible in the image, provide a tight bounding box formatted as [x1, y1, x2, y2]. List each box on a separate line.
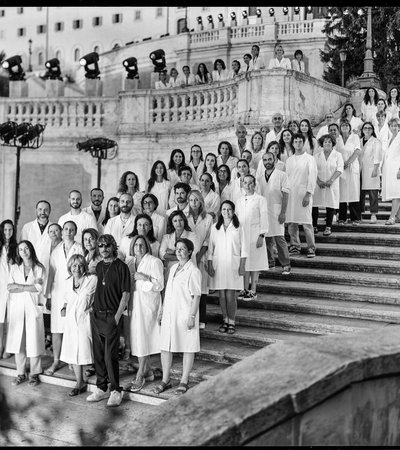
[277, 18, 326, 38]
[189, 28, 221, 45]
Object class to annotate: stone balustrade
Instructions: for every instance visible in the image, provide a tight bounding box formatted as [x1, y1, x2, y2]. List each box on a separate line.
[277, 18, 325, 38]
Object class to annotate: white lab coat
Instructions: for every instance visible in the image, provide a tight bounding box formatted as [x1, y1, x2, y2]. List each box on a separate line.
[257, 169, 289, 237]
[360, 137, 382, 190]
[218, 182, 233, 203]
[360, 101, 377, 123]
[249, 56, 266, 70]
[231, 177, 246, 206]
[82, 206, 106, 230]
[127, 254, 163, 357]
[60, 274, 97, 365]
[236, 193, 269, 271]
[160, 260, 201, 353]
[148, 211, 167, 243]
[268, 57, 291, 70]
[6, 264, 45, 357]
[104, 214, 135, 246]
[149, 179, 172, 216]
[313, 150, 344, 208]
[303, 137, 319, 156]
[212, 70, 228, 82]
[47, 241, 84, 333]
[119, 236, 160, 261]
[337, 133, 361, 203]
[216, 155, 238, 172]
[202, 189, 220, 218]
[265, 129, 283, 148]
[208, 221, 246, 290]
[167, 169, 180, 187]
[58, 210, 98, 244]
[382, 132, 400, 201]
[0, 248, 10, 323]
[187, 160, 205, 186]
[286, 153, 318, 224]
[187, 213, 213, 294]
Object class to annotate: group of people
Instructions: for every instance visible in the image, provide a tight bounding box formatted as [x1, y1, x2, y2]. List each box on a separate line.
[155, 43, 307, 89]
[1, 84, 399, 407]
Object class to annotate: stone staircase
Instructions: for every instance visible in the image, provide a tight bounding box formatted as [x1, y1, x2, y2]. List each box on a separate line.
[1, 201, 399, 404]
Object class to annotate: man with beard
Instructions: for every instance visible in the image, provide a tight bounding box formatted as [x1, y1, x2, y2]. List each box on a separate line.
[232, 124, 249, 159]
[168, 166, 198, 208]
[104, 193, 135, 246]
[256, 152, 291, 275]
[265, 112, 285, 148]
[58, 190, 98, 243]
[166, 182, 191, 217]
[82, 188, 106, 230]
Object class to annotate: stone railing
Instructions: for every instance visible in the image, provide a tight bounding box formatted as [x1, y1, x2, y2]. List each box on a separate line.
[277, 18, 325, 38]
[230, 23, 270, 40]
[189, 28, 221, 45]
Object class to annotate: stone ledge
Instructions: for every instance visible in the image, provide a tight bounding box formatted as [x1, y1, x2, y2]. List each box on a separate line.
[105, 324, 400, 446]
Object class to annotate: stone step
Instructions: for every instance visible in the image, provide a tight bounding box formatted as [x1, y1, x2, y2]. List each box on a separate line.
[206, 303, 387, 335]
[255, 278, 400, 305]
[318, 211, 391, 220]
[296, 231, 400, 247]
[195, 337, 259, 364]
[261, 266, 400, 289]
[318, 222, 400, 234]
[290, 255, 400, 274]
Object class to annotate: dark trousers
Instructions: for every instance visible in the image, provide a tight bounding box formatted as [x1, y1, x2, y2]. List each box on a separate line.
[338, 202, 361, 221]
[312, 207, 334, 228]
[91, 311, 121, 392]
[199, 294, 207, 324]
[360, 189, 379, 214]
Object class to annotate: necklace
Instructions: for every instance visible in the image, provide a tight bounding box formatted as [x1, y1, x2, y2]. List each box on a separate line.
[102, 260, 113, 286]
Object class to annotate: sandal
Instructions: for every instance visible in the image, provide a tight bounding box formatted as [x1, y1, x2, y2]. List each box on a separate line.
[12, 374, 26, 386]
[385, 217, 396, 225]
[129, 375, 145, 392]
[28, 374, 41, 387]
[152, 379, 172, 395]
[44, 363, 61, 376]
[218, 322, 229, 333]
[227, 324, 236, 334]
[175, 383, 189, 395]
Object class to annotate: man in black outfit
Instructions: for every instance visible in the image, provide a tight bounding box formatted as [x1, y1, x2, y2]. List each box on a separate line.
[86, 234, 130, 407]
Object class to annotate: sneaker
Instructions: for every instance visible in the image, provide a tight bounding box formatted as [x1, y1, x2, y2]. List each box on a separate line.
[243, 290, 257, 301]
[306, 248, 315, 258]
[281, 265, 291, 275]
[237, 290, 247, 300]
[323, 227, 331, 236]
[107, 390, 122, 407]
[86, 387, 110, 402]
[370, 214, 377, 224]
[288, 246, 301, 255]
[352, 220, 361, 225]
[28, 374, 41, 387]
[12, 374, 26, 386]
[337, 220, 345, 225]
[313, 227, 318, 234]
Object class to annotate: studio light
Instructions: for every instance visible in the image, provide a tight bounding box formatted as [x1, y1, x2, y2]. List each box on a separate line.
[307, 6, 313, 14]
[230, 12, 236, 20]
[1, 55, 25, 81]
[196, 16, 202, 24]
[149, 49, 166, 73]
[77, 137, 117, 158]
[0, 121, 18, 144]
[256, 9, 262, 18]
[283, 7, 289, 15]
[17, 124, 45, 147]
[294, 7, 300, 14]
[122, 57, 139, 79]
[269, 8, 275, 16]
[218, 13, 223, 22]
[230, 11, 237, 26]
[242, 11, 248, 19]
[207, 15, 213, 23]
[79, 52, 100, 79]
[44, 58, 63, 81]
[0, 121, 44, 147]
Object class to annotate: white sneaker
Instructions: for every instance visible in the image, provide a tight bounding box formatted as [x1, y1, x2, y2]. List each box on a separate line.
[370, 214, 377, 224]
[199, 322, 206, 329]
[107, 390, 122, 407]
[86, 387, 109, 402]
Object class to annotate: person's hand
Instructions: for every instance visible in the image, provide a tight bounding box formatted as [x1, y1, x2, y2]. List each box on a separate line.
[302, 193, 311, 207]
[278, 211, 286, 224]
[238, 261, 246, 276]
[208, 261, 215, 277]
[325, 179, 333, 187]
[35, 277, 43, 285]
[46, 298, 51, 311]
[60, 306, 66, 317]
[371, 167, 378, 178]
[114, 314, 120, 325]
[317, 179, 325, 189]
[343, 162, 349, 170]
[134, 272, 148, 281]
[196, 254, 202, 267]
[256, 235, 264, 248]
[187, 315, 195, 330]
[397, 169, 400, 180]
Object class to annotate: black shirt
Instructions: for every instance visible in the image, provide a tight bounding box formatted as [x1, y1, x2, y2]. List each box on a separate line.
[94, 258, 130, 312]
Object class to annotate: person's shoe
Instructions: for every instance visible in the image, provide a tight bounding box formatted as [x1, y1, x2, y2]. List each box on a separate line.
[199, 322, 206, 329]
[12, 374, 26, 386]
[386, 217, 396, 225]
[243, 290, 257, 301]
[323, 227, 331, 236]
[307, 248, 316, 258]
[337, 220, 345, 225]
[28, 374, 41, 387]
[281, 265, 291, 275]
[237, 290, 247, 300]
[129, 376, 145, 393]
[107, 390, 122, 407]
[69, 385, 88, 396]
[86, 387, 109, 402]
[313, 226, 318, 234]
[370, 214, 377, 224]
[288, 246, 301, 255]
[352, 220, 361, 225]
[144, 370, 155, 382]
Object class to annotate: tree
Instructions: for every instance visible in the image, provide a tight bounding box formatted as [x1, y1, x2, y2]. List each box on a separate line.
[320, 7, 400, 91]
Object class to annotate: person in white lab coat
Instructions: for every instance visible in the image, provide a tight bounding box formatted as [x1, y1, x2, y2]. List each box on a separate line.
[199, 172, 220, 220]
[82, 188, 106, 230]
[60, 254, 97, 396]
[146, 160, 171, 216]
[141, 194, 167, 243]
[268, 43, 291, 70]
[6, 240, 45, 386]
[286, 133, 318, 258]
[125, 235, 164, 393]
[0, 220, 17, 359]
[104, 193, 136, 246]
[236, 175, 269, 301]
[45, 220, 84, 376]
[312, 135, 344, 236]
[256, 152, 291, 275]
[211, 59, 228, 82]
[188, 144, 205, 186]
[116, 171, 145, 216]
[154, 238, 201, 396]
[216, 164, 233, 203]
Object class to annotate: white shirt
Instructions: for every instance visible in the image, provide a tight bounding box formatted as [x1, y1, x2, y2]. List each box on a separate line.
[268, 58, 291, 70]
[58, 210, 98, 244]
[104, 214, 136, 246]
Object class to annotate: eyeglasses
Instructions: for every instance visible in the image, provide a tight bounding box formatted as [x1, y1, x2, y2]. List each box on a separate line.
[363, 126, 373, 130]
[143, 201, 154, 205]
[98, 243, 111, 248]
[326, 116, 333, 119]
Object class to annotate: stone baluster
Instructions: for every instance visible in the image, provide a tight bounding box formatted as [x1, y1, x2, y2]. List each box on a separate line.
[188, 91, 194, 121]
[172, 93, 179, 122]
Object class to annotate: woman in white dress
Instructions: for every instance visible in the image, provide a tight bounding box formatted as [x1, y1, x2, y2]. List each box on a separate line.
[6, 240, 45, 386]
[125, 235, 164, 393]
[168, 67, 180, 88]
[212, 59, 228, 82]
[250, 131, 265, 171]
[387, 87, 400, 120]
[117, 171, 144, 215]
[45, 220, 84, 376]
[381, 118, 400, 225]
[199, 172, 221, 220]
[359, 122, 382, 223]
[300, 119, 318, 156]
[231, 159, 251, 205]
[167, 149, 186, 188]
[360, 87, 379, 123]
[60, 254, 97, 396]
[141, 193, 167, 243]
[268, 43, 291, 70]
[100, 197, 120, 233]
[278, 129, 295, 164]
[339, 103, 363, 135]
[337, 120, 362, 224]
[312, 135, 344, 235]
[236, 175, 269, 301]
[146, 160, 171, 216]
[208, 201, 246, 335]
[188, 144, 205, 186]
[187, 190, 213, 329]
[216, 164, 233, 202]
[154, 238, 201, 395]
[195, 62, 213, 85]
[202, 152, 219, 189]
[291, 49, 306, 73]
[216, 141, 238, 172]
[0, 220, 17, 359]
[228, 59, 243, 79]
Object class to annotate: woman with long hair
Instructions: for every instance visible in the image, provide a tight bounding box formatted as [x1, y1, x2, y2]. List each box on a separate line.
[101, 197, 120, 231]
[387, 87, 400, 120]
[340, 103, 363, 134]
[212, 58, 228, 82]
[216, 164, 232, 202]
[199, 172, 221, 220]
[188, 144, 205, 185]
[300, 119, 318, 156]
[0, 220, 17, 359]
[231, 158, 251, 205]
[216, 141, 238, 172]
[195, 62, 212, 85]
[167, 148, 186, 187]
[288, 120, 300, 135]
[141, 193, 167, 243]
[228, 59, 243, 79]
[208, 201, 246, 334]
[6, 240, 46, 386]
[202, 152, 219, 188]
[117, 171, 144, 215]
[360, 87, 379, 122]
[250, 131, 265, 171]
[278, 129, 295, 163]
[146, 160, 171, 216]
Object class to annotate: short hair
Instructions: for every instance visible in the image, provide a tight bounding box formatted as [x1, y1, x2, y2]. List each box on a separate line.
[339, 119, 352, 132]
[174, 182, 191, 194]
[119, 192, 133, 202]
[213, 59, 226, 70]
[252, 44, 260, 52]
[232, 59, 241, 71]
[182, 65, 190, 71]
[69, 190, 81, 198]
[388, 117, 400, 127]
[244, 174, 256, 184]
[243, 53, 252, 60]
[376, 111, 387, 118]
[67, 254, 88, 277]
[129, 234, 152, 257]
[292, 132, 305, 143]
[178, 165, 193, 177]
[48, 222, 62, 233]
[175, 237, 194, 257]
[294, 49, 303, 59]
[263, 151, 276, 161]
[318, 134, 336, 147]
[274, 43, 284, 54]
[63, 220, 77, 232]
[90, 187, 104, 196]
[98, 234, 118, 258]
[141, 193, 159, 210]
[328, 123, 340, 131]
[35, 200, 51, 211]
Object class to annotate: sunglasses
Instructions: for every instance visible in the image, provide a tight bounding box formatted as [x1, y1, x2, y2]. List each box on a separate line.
[98, 243, 111, 248]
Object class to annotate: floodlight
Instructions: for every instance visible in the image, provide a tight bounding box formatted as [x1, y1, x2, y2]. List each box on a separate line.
[2, 55, 25, 81]
[44, 58, 63, 80]
[149, 49, 166, 73]
[122, 57, 139, 79]
[79, 52, 100, 79]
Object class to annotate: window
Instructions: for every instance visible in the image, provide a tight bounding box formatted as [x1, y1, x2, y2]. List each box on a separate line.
[156, 7, 163, 17]
[112, 13, 122, 23]
[17, 7, 23, 14]
[0, 10, 5, 17]
[74, 48, 80, 62]
[54, 21, 64, 32]
[37, 24, 46, 34]
[38, 52, 44, 66]
[248, 7, 257, 16]
[134, 10, 141, 21]
[17, 28, 25, 37]
[72, 19, 82, 29]
[177, 18, 187, 34]
[93, 16, 102, 26]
